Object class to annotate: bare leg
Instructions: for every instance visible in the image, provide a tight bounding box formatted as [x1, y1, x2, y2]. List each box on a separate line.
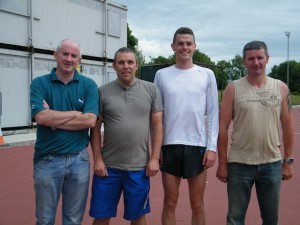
[131, 215, 146, 225]
[92, 218, 110, 225]
[161, 172, 181, 225]
[187, 170, 207, 225]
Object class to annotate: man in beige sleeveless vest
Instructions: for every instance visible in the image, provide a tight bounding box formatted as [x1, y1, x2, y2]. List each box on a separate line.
[217, 41, 294, 225]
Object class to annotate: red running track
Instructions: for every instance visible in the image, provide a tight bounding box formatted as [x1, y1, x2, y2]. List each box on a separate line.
[1, 108, 299, 225]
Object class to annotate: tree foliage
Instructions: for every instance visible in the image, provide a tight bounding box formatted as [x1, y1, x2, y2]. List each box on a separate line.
[127, 25, 300, 93]
[228, 55, 246, 81]
[127, 24, 138, 51]
[148, 55, 174, 65]
[127, 24, 144, 77]
[193, 49, 214, 65]
[269, 60, 300, 93]
[216, 60, 231, 90]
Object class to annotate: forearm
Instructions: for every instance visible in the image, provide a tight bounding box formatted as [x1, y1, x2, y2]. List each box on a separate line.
[55, 113, 97, 130]
[151, 140, 162, 160]
[206, 108, 219, 151]
[151, 134, 162, 160]
[150, 118, 163, 160]
[282, 122, 294, 158]
[206, 84, 219, 150]
[90, 121, 103, 161]
[35, 109, 81, 127]
[280, 83, 294, 158]
[217, 130, 229, 165]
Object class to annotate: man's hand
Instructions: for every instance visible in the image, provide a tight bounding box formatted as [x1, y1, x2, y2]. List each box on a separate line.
[203, 150, 216, 169]
[93, 158, 108, 177]
[216, 164, 228, 183]
[146, 158, 159, 177]
[282, 163, 293, 180]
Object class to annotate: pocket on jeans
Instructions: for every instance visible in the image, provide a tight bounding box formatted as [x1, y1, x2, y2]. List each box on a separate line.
[34, 155, 55, 175]
[40, 155, 54, 163]
[80, 149, 89, 161]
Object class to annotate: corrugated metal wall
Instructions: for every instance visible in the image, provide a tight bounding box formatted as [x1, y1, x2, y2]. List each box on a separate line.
[0, 0, 127, 128]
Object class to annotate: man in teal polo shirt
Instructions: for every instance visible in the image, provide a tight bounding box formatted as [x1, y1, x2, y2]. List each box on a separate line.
[30, 39, 99, 225]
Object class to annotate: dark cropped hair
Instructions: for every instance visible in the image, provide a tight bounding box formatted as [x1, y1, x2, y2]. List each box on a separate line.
[113, 47, 138, 64]
[243, 41, 269, 58]
[173, 27, 195, 44]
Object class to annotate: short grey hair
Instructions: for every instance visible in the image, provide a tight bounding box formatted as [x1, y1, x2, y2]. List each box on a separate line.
[56, 39, 82, 57]
[243, 40, 269, 58]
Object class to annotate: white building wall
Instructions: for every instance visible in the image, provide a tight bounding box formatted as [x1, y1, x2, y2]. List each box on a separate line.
[0, 0, 30, 46]
[0, 0, 127, 57]
[0, 0, 126, 128]
[0, 49, 31, 128]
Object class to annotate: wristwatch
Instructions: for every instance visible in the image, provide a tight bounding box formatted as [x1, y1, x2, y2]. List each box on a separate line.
[284, 157, 294, 164]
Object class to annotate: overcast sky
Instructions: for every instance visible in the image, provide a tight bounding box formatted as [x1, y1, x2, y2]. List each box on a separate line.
[115, 0, 299, 72]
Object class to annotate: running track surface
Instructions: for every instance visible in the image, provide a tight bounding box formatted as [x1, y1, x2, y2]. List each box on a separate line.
[1, 108, 299, 225]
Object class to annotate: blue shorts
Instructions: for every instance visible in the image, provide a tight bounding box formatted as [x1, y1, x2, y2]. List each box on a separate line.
[89, 168, 150, 221]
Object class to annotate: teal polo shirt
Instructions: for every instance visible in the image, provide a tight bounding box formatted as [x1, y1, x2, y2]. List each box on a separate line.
[30, 68, 99, 165]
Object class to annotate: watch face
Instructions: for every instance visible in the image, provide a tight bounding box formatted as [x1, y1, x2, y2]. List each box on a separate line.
[286, 158, 294, 164]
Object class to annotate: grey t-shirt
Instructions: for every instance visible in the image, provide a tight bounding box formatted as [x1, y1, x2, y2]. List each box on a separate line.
[99, 79, 163, 170]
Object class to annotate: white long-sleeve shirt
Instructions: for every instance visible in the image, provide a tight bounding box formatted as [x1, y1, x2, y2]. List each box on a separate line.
[154, 65, 219, 151]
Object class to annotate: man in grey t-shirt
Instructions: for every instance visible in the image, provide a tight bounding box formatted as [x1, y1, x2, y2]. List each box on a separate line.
[89, 47, 163, 225]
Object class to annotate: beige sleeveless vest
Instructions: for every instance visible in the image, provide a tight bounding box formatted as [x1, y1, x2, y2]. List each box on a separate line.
[228, 76, 282, 165]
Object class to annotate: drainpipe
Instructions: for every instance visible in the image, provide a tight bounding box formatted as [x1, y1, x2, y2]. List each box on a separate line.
[104, 0, 108, 84]
[0, 87, 2, 122]
[28, 0, 34, 126]
[29, 0, 33, 81]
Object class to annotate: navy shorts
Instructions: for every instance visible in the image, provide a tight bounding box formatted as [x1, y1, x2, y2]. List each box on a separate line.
[89, 168, 150, 221]
[160, 145, 206, 179]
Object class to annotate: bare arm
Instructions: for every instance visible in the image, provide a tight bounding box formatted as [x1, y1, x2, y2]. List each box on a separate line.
[216, 83, 235, 183]
[280, 82, 294, 181]
[34, 108, 82, 127]
[147, 111, 163, 177]
[54, 113, 97, 130]
[34, 100, 97, 130]
[90, 116, 107, 177]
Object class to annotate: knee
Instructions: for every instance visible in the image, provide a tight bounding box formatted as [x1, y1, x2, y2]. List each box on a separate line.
[190, 201, 205, 214]
[163, 197, 178, 211]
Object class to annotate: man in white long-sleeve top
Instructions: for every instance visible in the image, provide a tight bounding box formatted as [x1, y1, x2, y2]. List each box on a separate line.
[154, 27, 219, 225]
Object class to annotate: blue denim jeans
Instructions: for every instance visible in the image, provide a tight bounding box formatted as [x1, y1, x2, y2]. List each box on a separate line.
[227, 161, 282, 225]
[34, 148, 90, 225]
